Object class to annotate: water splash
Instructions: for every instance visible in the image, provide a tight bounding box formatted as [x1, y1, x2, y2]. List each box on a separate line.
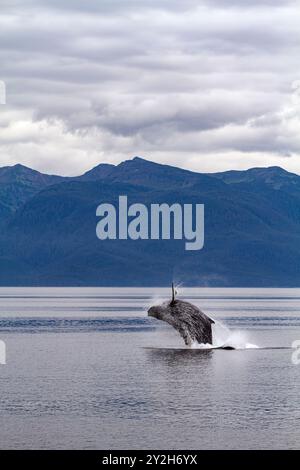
[213, 320, 258, 349]
[191, 319, 259, 350]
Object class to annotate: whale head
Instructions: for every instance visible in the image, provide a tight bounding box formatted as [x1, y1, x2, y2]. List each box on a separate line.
[148, 283, 179, 321]
[148, 300, 176, 321]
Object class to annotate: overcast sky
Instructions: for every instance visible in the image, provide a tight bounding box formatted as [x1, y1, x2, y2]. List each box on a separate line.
[0, 0, 300, 175]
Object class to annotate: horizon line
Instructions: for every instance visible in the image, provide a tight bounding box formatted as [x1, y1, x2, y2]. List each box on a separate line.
[0, 155, 298, 179]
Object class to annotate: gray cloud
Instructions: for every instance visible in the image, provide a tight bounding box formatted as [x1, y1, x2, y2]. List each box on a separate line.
[0, 0, 300, 175]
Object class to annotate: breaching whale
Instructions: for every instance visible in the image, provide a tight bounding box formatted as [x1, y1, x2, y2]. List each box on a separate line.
[148, 284, 235, 349]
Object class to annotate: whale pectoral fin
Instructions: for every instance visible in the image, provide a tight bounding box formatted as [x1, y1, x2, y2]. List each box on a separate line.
[178, 325, 193, 346]
[180, 316, 212, 345]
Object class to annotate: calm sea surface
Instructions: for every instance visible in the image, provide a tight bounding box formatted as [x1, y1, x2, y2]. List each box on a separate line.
[0, 287, 300, 450]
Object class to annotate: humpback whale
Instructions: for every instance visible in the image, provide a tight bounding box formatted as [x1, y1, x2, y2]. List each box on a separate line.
[148, 284, 216, 347]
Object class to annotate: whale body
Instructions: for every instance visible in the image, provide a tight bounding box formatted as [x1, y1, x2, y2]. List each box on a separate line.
[148, 297, 215, 347]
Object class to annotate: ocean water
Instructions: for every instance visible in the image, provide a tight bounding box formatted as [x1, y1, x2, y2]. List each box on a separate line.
[0, 287, 300, 450]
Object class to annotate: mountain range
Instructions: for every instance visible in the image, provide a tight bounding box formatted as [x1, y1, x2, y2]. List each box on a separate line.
[0, 156, 299, 286]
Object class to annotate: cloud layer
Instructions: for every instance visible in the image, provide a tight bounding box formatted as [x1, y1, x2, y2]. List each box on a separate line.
[0, 0, 300, 175]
